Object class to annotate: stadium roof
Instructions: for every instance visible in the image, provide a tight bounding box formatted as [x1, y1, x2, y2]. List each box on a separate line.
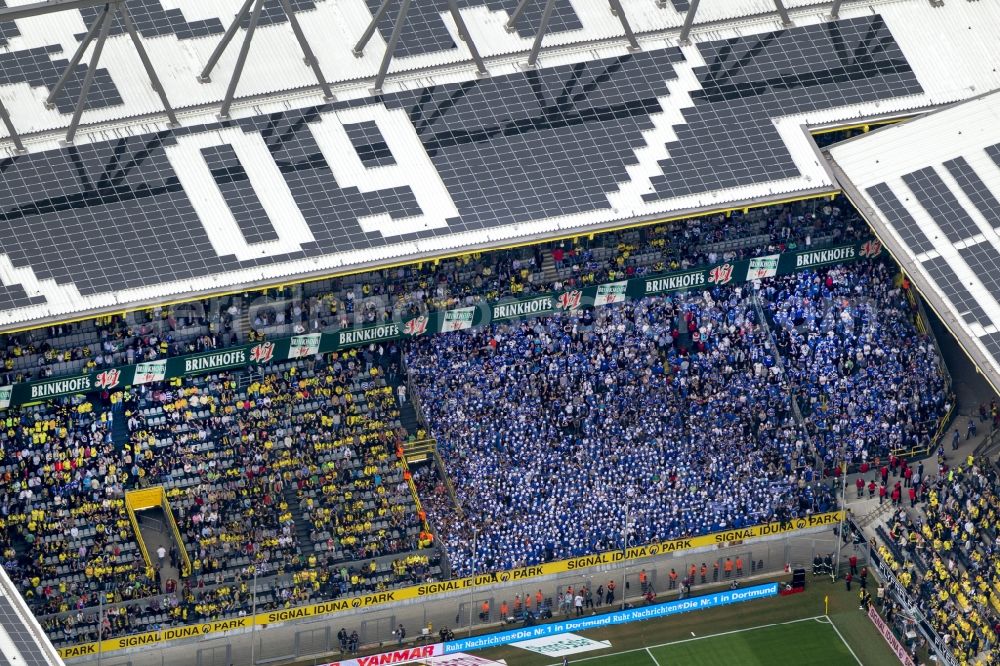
[0, 568, 65, 666]
[828, 89, 1000, 395]
[1, 0, 1000, 330]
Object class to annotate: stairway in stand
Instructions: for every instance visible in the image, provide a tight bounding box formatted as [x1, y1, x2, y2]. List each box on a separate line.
[398, 396, 420, 438]
[282, 482, 315, 557]
[110, 402, 129, 451]
[9, 530, 29, 561]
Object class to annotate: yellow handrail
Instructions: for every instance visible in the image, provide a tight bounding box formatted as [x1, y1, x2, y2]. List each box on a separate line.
[124, 487, 191, 576]
[126, 505, 152, 570]
[397, 444, 431, 536]
[161, 497, 192, 577]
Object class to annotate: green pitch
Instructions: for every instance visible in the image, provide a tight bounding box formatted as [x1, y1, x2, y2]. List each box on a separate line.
[569, 617, 860, 666]
[476, 576, 900, 666]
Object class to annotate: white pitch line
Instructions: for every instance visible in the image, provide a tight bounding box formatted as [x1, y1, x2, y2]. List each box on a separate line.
[783, 615, 828, 625]
[823, 615, 863, 666]
[544, 616, 828, 666]
[645, 646, 663, 666]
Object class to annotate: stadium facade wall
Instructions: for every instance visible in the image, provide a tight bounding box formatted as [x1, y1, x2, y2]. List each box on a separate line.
[1, 240, 883, 411]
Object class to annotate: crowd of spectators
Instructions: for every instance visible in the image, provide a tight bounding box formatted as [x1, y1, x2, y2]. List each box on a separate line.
[0, 199, 867, 386]
[0, 347, 438, 646]
[875, 452, 999, 663]
[0, 194, 952, 652]
[406, 286, 835, 576]
[760, 262, 949, 466]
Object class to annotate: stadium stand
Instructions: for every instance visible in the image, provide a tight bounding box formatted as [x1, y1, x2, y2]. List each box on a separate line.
[0, 349, 438, 645]
[0, 195, 948, 650]
[0, 199, 865, 386]
[1, 0, 999, 663]
[875, 457, 1000, 663]
[760, 263, 949, 466]
[405, 254, 949, 578]
[406, 287, 835, 576]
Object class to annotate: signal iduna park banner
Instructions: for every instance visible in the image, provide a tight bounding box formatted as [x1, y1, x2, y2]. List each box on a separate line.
[58, 511, 842, 659]
[2, 241, 881, 411]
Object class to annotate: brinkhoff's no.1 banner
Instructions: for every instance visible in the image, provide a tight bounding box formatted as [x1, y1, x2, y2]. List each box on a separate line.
[0, 240, 881, 411]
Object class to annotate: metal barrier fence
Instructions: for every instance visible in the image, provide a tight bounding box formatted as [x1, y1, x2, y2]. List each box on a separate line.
[67, 525, 846, 666]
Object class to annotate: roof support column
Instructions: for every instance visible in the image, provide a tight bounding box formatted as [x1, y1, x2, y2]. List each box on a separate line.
[373, 0, 410, 93]
[678, 0, 700, 45]
[772, 0, 793, 26]
[45, 3, 108, 109]
[505, 0, 531, 32]
[0, 97, 25, 153]
[277, 0, 334, 100]
[608, 0, 640, 51]
[219, 0, 264, 119]
[119, 1, 178, 125]
[447, 0, 487, 75]
[198, 0, 255, 82]
[65, 0, 114, 144]
[526, 0, 556, 67]
[353, 0, 392, 56]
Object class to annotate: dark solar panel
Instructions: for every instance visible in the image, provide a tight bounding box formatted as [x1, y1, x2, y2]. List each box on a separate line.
[644, 17, 922, 200]
[358, 1, 584, 58]
[0, 283, 36, 311]
[921, 255, 991, 326]
[0, 593, 55, 666]
[901, 166, 982, 243]
[0, 0, 20, 47]
[468, 0, 583, 40]
[943, 156, 1000, 229]
[346, 121, 397, 167]
[671, 0, 691, 11]
[0, 47, 121, 115]
[77, 0, 317, 41]
[202, 144, 280, 245]
[986, 142, 1000, 174]
[362, 0, 456, 58]
[865, 182, 936, 255]
[980, 333, 1000, 360]
[957, 243, 1000, 311]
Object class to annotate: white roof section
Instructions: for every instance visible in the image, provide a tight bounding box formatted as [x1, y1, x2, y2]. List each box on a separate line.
[0, 0, 999, 329]
[0, 0, 998, 146]
[828, 89, 1000, 393]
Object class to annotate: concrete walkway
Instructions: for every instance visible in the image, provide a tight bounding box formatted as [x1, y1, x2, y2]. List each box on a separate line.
[137, 510, 183, 595]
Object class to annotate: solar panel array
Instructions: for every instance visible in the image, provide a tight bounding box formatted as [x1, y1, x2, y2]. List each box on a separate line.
[0, 0, 587, 129]
[0, 15, 921, 321]
[360, 0, 584, 58]
[0, 593, 55, 666]
[0, 0, 19, 47]
[862, 141, 1000, 331]
[76, 0, 318, 40]
[645, 17, 920, 200]
[0, 46, 122, 115]
[76, 0, 226, 41]
[345, 120, 397, 168]
[0, 0, 322, 121]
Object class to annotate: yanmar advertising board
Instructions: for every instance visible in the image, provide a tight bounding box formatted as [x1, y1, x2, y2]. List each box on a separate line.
[320, 643, 443, 666]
